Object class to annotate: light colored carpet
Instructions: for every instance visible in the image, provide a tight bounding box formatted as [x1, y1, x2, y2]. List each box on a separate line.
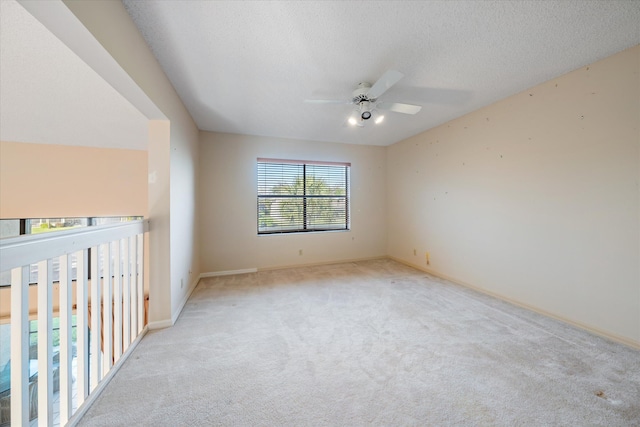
[77, 259, 640, 426]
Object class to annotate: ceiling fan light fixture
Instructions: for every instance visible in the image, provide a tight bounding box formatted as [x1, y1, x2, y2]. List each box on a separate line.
[359, 101, 372, 120]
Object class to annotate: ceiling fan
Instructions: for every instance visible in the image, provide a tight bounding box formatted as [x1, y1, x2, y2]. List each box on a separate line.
[305, 70, 421, 127]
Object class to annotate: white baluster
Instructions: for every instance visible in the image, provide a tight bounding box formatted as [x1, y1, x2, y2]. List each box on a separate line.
[90, 246, 101, 390]
[10, 265, 30, 426]
[59, 254, 73, 423]
[76, 249, 89, 404]
[137, 233, 144, 334]
[130, 235, 138, 340]
[113, 239, 123, 363]
[122, 237, 131, 351]
[37, 259, 53, 426]
[102, 242, 112, 375]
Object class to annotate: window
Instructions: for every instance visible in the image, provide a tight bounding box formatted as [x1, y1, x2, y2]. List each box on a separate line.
[257, 159, 350, 234]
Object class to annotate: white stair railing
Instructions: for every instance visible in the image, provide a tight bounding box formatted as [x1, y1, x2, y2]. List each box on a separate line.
[0, 220, 148, 426]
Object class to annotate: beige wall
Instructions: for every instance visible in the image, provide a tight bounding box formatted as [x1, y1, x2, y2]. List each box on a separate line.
[387, 45, 640, 345]
[199, 132, 387, 272]
[0, 140, 147, 219]
[65, 0, 201, 326]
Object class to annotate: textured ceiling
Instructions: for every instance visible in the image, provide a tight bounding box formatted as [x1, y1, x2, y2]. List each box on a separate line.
[124, 0, 640, 146]
[0, 0, 148, 150]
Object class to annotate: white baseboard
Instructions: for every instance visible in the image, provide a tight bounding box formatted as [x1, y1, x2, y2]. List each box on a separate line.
[256, 256, 387, 272]
[200, 268, 258, 277]
[198, 257, 388, 277]
[171, 275, 200, 324]
[388, 256, 640, 351]
[147, 318, 173, 330]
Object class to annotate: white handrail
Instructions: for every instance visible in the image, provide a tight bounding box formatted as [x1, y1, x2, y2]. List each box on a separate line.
[1, 220, 148, 427]
[0, 221, 146, 272]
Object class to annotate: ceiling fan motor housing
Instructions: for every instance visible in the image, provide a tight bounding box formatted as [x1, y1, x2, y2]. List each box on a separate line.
[352, 82, 374, 103]
[353, 84, 374, 120]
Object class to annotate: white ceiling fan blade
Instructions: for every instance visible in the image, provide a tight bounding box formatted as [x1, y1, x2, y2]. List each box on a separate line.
[377, 102, 422, 115]
[304, 99, 352, 105]
[367, 70, 404, 99]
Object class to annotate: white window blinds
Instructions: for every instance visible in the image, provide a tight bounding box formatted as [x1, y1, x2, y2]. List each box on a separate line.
[257, 159, 350, 234]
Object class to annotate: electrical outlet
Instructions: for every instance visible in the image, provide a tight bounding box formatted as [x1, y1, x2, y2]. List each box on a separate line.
[426, 252, 430, 265]
[299, 249, 303, 256]
[413, 249, 417, 256]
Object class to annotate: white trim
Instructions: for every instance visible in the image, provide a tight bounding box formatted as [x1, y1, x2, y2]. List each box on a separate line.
[147, 319, 173, 330]
[171, 276, 200, 324]
[257, 256, 387, 272]
[200, 268, 258, 277]
[199, 257, 387, 277]
[67, 326, 149, 427]
[257, 158, 351, 167]
[388, 256, 640, 351]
